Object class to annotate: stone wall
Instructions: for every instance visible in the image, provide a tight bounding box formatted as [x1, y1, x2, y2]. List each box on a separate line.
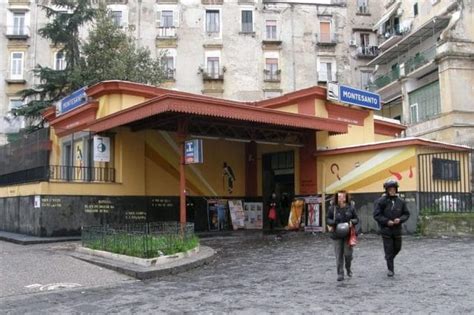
[421, 213, 474, 237]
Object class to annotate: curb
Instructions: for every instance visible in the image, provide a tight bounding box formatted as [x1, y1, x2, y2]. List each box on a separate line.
[70, 245, 216, 280]
[0, 232, 80, 245]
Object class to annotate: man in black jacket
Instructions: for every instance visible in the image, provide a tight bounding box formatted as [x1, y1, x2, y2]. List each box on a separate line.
[373, 180, 410, 277]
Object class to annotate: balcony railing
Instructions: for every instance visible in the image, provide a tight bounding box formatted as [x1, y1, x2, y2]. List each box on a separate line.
[404, 45, 436, 75]
[157, 26, 177, 38]
[370, 66, 400, 90]
[264, 70, 281, 82]
[356, 46, 379, 58]
[164, 68, 176, 80]
[201, 68, 225, 81]
[49, 165, 116, 182]
[316, 32, 337, 45]
[357, 5, 369, 14]
[318, 71, 337, 83]
[5, 71, 27, 83]
[5, 26, 30, 39]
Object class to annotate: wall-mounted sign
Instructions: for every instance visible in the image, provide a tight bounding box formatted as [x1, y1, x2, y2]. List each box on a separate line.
[56, 87, 88, 116]
[185, 139, 203, 164]
[327, 83, 381, 111]
[93, 136, 110, 162]
[339, 85, 381, 110]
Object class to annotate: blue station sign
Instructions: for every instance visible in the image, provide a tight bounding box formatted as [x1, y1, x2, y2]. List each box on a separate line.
[185, 139, 204, 164]
[57, 87, 88, 116]
[339, 85, 381, 110]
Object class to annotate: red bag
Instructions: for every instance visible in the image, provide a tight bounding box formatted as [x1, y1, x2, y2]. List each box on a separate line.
[347, 225, 357, 247]
[268, 207, 277, 221]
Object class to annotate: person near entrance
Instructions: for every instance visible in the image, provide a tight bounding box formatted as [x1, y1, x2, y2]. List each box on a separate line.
[373, 179, 410, 277]
[326, 190, 359, 281]
[268, 192, 278, 231]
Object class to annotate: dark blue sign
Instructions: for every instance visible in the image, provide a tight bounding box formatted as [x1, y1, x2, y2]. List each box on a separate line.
[185, 139, 203, 164]
[58, 87, 88, 115]
[339, 85, 381, 110]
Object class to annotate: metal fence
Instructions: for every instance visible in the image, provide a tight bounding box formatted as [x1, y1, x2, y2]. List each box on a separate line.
[49, 165, 115, 182]
[418, 151, 473, 214]
[81, 222, 196, 258]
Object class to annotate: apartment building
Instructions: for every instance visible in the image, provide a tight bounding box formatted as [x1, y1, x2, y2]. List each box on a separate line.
[367, 0, 474, 149]
[0, 0, 384, 144]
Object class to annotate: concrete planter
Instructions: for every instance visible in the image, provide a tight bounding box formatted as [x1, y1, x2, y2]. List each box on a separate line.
[77, 245, 200, 267]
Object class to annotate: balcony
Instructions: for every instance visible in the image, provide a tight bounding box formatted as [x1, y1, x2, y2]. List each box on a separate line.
[356, 46, 379, 59]
[201, 0, 223, 4]
[368, 66, 400, 91]
[316, 32, 337, 46]
[403, 45, 436, 77]
[356, 5, 370, 15]
[157, 26, 177, 39]
[378, 30, 403, 50]
[163, 68, 176, 81]
[200, 67, 225, 81]
[317, 71, 338, 83]
[5, 26, 30, 40]
[262, 37, 282, 50]
[264, 70, 281, 82]
[5, 71, 27, 84]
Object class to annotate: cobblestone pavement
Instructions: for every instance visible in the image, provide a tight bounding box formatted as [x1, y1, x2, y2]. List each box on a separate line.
[1, 233, 474, 314]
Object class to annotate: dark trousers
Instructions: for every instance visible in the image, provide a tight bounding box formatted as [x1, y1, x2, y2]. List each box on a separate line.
[334, 238, 353, 276]
[382, 235, 402, 272]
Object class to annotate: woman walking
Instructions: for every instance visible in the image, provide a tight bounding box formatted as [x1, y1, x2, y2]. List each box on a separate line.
[326, 190, 359, 281]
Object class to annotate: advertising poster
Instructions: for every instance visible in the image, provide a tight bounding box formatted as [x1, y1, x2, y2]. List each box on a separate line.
[304, 196, 323, 232]
[288, 199, 304, 230]
[228, 200, 245, 230]
[243, 202, 263, 229]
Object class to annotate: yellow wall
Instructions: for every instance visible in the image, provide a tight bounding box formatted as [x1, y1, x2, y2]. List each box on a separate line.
[317, 146, 418, 194]
[315, 99, 328, 118]
[274, 104, 298, 114]
[96, 94, 147, 119]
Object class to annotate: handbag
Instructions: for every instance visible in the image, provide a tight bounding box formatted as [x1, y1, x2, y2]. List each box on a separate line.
[347, 224, 357, 246]
[268, 207, 277, 220]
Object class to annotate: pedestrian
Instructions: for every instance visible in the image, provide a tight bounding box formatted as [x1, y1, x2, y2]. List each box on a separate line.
[373, 179, 410, 277]
[326, 190, 359, 281]
[268, 192, 278, 232]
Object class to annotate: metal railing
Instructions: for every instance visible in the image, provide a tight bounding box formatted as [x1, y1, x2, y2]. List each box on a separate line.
[316, 32, 337, 45]
[264, 70, 281, 82]
[164, 68, 176, 80]
[404, 45, 436, 75]
[356, 46, 379, 58]
[157, 26, 176, 38]
[418, 151, 473, 214]
[49, 165, 115, 182]
[202, 68, 225, 80]
[5, 25, 30, 38]
[82, 222, 196, 258]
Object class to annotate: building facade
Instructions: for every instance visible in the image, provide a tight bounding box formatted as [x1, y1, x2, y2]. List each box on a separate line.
[367, 0, 474, 150]
[0, 0, 384, 144]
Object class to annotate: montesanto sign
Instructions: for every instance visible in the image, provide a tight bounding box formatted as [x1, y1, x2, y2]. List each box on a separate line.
[339, 85, 381, 110]
[56, 87, 88, 116]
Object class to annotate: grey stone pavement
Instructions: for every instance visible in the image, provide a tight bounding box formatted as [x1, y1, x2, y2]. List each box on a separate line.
[1, 232, 474, 314]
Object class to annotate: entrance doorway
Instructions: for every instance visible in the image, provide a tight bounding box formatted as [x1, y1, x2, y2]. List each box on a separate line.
[262, 151, 295, 227]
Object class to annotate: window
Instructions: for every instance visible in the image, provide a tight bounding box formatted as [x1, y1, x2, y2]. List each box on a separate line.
[408, 81, 441, 124]
[265, 58, 279, 81]
[318, 60, 336, 82]
[357, 0, 369, 13]
[241, 10, 253, 33]
[266, 20, 277, 40]
[161, 56, 175, 79]
[110, 11, 122, 27]
[360, 71, 371, 90]
[360, 33, 370, 47]
[10, 52, 24, 80]
[13, 12, 26, 35]
[207, 57, 220, 78]
[161, 10, 173, 27]
[54, 51, 66, 70]
[413, 3, 418, 16]
[433, 158, 460, 181]
[206, 10, 220, 33]
[319, 21, 332, 43]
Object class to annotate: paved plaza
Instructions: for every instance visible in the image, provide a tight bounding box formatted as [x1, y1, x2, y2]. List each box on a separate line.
[1, 233, 473, 314]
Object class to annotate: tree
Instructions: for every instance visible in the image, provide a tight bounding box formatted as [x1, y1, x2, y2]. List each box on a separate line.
[14, 2, 166, 130]
[80, 8, 166, 86]
[14, 0, 96, 129]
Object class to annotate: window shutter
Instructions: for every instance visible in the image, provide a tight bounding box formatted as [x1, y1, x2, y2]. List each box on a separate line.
[173, 10, 179, 27]
[156, 10, 161, 27]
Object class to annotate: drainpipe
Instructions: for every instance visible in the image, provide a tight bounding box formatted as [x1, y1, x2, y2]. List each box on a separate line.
[290, 4, 296, 91]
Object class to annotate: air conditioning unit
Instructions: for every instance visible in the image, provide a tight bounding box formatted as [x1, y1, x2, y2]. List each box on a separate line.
[349, 39, 357, 47]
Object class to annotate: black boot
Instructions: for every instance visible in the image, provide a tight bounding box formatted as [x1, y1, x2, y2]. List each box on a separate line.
[387, 259, 394, 277]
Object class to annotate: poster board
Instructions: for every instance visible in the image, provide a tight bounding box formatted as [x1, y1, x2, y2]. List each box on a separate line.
[304, 196, 323, 232]
[243, 202, 263, 229]
[288, 199, 305, 230]
[228, 200, 245, 230]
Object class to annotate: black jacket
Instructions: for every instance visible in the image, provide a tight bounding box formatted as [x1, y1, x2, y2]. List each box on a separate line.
[373, 194, 410, 236]
[326, 204, 359, 239]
